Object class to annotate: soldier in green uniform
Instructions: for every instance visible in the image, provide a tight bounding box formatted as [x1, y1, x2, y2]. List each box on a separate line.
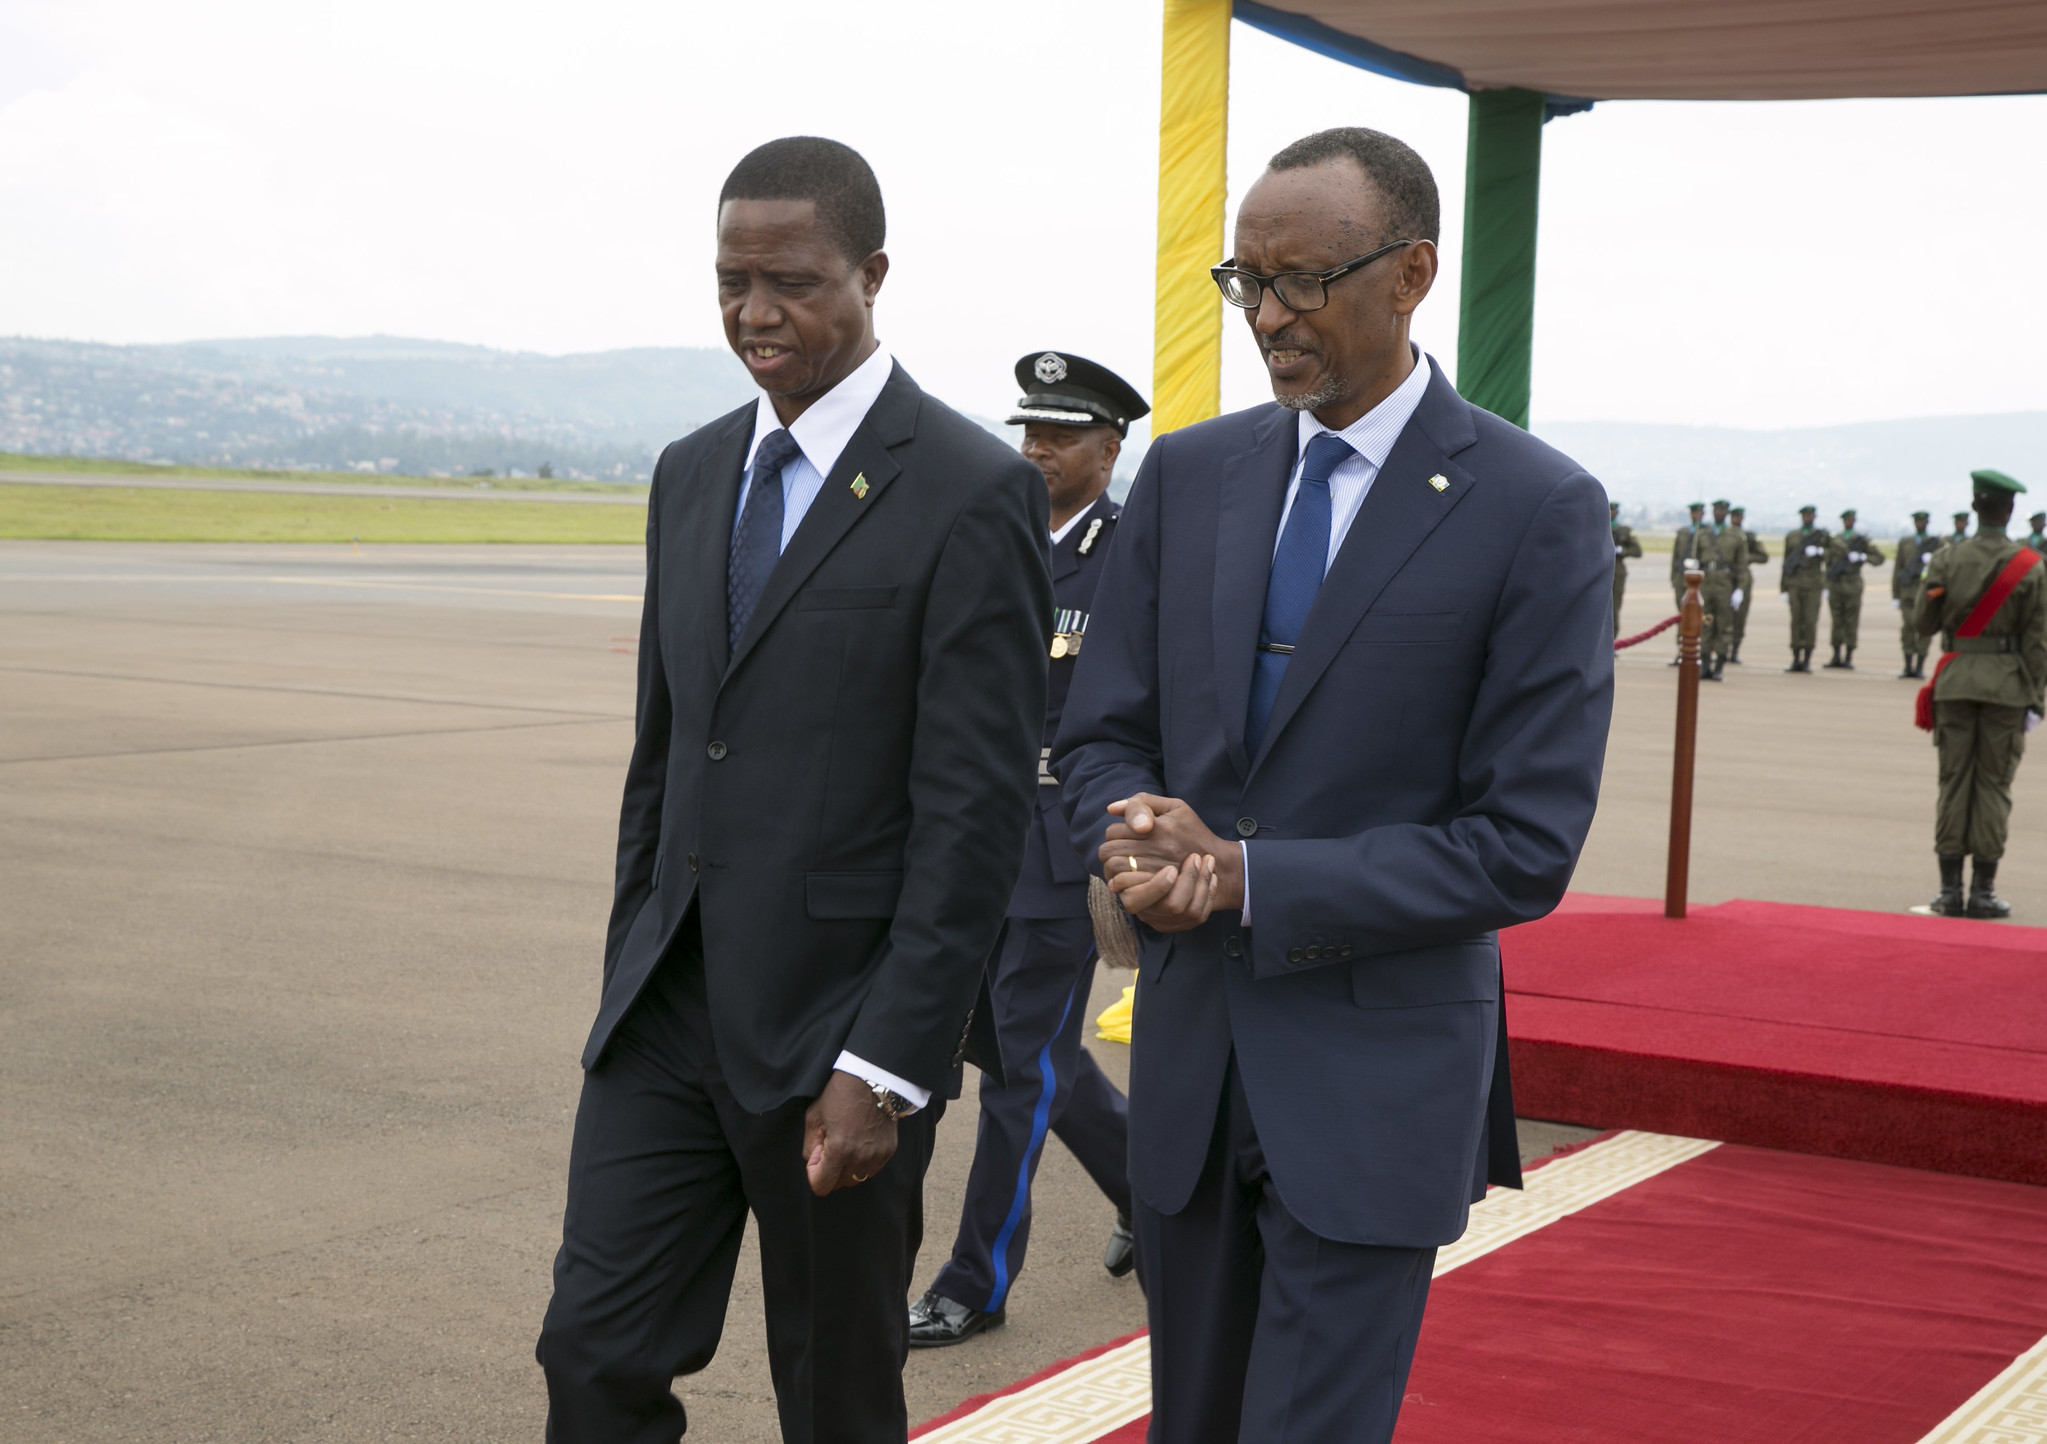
[1952, 511, 1973, 546]
[1610, 501, 1641, 637]
[1822, 508, 1886, 669]
[1729, 505, 1767, 664]
[1781, 505, 1830, 673]
[1691, 499, 1750, 680]
[1669, 501, 1707, 666]
[1916, 470, 2045, 918]
[1893, 511, 1942, 679]
[2027, 511, 2047, 552]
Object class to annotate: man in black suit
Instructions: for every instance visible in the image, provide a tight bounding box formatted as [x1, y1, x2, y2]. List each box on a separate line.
[1055, 127, 1612, 1442]
[909, 352, 1146, 1348]
[536, 136, 1051, 1444]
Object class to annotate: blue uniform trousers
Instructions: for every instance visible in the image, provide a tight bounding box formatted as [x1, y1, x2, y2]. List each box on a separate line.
[931, 913, 1131, 1312]
[1137, 1057, 1435, 1444]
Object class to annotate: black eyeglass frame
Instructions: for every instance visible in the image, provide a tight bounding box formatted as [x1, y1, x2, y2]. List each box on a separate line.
[1210, 238, 1417, 313]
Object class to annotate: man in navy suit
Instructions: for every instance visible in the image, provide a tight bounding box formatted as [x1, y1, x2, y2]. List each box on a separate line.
[1053, 128, 1613, 1442]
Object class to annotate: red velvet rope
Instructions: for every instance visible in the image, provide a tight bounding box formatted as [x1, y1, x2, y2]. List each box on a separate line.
[1615, 614, 1682, 651]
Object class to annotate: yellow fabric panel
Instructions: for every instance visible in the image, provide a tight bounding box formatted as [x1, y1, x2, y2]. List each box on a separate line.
[1152, 0, 1231, 436]
[1096, 984, 1135, 1044]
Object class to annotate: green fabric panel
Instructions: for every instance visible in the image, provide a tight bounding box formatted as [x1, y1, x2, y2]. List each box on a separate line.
[1456, 88, 1544, 430]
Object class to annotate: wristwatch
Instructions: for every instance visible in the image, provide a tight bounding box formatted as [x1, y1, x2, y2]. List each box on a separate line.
[868, 1081, 915, 1120]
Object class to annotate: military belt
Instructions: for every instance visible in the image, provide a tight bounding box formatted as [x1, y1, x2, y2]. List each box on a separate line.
[1953, 635, 2017, 654]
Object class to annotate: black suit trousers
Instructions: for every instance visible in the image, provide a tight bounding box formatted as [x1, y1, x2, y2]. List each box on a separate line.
[1136, 1057, 1434, 1444]
[537, 912, 941, 1444]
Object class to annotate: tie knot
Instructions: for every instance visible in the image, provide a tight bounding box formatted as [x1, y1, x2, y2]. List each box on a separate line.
[752, 428, 802, 480]
[1299, 433, 1355, 488]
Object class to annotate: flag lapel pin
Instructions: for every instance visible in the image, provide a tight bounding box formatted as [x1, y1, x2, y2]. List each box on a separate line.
[850, 473, 869, 499]
[1428, 473, 1449, 492]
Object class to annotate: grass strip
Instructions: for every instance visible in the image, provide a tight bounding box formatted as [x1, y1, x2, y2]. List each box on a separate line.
[0, 483, 643, 544]
[0, 450, 647, 495]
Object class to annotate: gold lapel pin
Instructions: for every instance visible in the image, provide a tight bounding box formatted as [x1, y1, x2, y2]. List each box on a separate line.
[1428, 474, 1449, 492]
[850, 473, 870, 499]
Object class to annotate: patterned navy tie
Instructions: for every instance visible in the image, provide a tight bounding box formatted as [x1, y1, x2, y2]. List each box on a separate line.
[728, 428, 802, 652]
[1246, 432, 1354, 755]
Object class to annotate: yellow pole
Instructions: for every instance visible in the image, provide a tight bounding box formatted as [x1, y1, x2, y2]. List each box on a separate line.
[1152, 0, 1231, 436]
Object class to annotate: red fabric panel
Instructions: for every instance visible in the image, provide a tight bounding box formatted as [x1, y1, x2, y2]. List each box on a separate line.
[1501, 898, 2047, 1182]
[1394, 1146, 2047, 1441]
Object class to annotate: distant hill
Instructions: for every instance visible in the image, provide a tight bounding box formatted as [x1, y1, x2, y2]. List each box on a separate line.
[0, 335, 759, 480]
[5, 334, 2040, 518]
[1536, 413, 2047, 535]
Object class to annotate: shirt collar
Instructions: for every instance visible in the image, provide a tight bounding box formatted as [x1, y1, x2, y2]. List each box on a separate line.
[1293, 345, 1434, 469]
[1049, 503, 1091, 547]
[744, 343, 895, 478]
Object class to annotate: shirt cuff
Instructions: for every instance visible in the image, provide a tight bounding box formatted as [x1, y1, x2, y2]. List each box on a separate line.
[1238, 840, 1252, 926]
[833, 1051, 931, 1112]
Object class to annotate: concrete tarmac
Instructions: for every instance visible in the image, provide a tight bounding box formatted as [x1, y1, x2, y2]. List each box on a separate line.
[2, 543, 2032, 1442]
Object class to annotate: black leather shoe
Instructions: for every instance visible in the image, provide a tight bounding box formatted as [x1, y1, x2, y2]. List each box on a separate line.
[908, 1290, 1004, 1348]
[1104, 1211, 1136, 1278]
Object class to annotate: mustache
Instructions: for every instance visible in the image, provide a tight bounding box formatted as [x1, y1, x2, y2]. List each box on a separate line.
[1259, 330, 1319, 355]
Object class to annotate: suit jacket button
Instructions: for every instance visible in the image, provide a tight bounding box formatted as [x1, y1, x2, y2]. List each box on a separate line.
[1287, 947, 1305, 963]
[1304, 945, 1321, 959]
[706, 740, 728, 760]
[1235, 817, 1257, 838]
[687, 853, 699, 872]
[1338, 944, 1352, 958]
[1224, 935, 1243, 958]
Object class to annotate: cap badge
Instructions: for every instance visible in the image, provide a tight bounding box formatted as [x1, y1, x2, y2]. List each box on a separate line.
[1034, 353, 1068, 384]
[1428, 474, 1449, 492]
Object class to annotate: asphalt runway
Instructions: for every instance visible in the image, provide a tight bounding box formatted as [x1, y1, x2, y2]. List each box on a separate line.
[3, 541, 2032, 1442]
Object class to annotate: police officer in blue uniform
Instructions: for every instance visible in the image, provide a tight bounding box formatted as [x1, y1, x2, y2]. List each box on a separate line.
[908, 352, 1148, 1347]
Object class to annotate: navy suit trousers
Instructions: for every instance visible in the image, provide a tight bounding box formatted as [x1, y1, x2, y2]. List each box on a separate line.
[1136, 1056, 1434, 1444]
[537, 914, 941, 1444]
[931, 915, 1130, 1312]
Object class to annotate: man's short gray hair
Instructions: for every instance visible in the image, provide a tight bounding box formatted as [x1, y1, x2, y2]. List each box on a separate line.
[1267, 127, 1440, 245]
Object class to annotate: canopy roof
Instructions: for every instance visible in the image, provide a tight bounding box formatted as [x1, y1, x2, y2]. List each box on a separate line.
[1235, 0, 2047, 101]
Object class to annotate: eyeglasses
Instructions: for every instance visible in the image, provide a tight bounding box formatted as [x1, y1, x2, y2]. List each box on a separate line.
[1210, 238, 1416, 313]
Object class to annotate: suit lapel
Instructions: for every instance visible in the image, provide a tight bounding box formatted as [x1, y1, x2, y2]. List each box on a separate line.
[683, 407, 753, 680]
[724, 365, 917, 677]
[1250, 364, 1480, 772]
[1053, 493, 1115, 582]
[1214, 407, 1296, 779]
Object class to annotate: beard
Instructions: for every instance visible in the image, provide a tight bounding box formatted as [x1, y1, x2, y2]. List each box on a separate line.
[1272, 367, 1348, 413]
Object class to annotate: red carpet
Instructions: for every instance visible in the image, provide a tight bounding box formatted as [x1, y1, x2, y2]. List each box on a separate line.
[1395, 1144, 2047, 1441]
[1502, 895, 2047, 1184]
[915, 1133, 2047, 1443]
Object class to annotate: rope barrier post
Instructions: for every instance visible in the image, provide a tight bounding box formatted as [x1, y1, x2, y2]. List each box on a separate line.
[1665, 565, 1704, 919]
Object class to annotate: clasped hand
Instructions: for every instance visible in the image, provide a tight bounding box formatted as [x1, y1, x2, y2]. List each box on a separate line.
[1098, 793, 1244, 932]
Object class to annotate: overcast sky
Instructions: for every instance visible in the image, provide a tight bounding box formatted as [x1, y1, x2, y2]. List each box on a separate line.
[3, 0, 2044, 441]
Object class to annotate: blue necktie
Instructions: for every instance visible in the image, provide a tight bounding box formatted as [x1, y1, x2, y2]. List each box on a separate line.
[728, 428, 801, 652]
[1246, 432, 1352, 754]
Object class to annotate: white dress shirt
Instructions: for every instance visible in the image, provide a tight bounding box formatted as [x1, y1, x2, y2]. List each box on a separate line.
[736, 342, 929, 1111]
[1239, 348, 1436, 926]
[1049, 504, 1089, 546]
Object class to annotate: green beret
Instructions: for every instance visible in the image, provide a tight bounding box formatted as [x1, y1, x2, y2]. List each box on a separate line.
[1687, 500, 1705, 510]
[1799, 504, 1817, 513]
[1840, 509, 1856, 519]
[1912, 510, 1930, 519]
[1711, 497, 1730, 507]
[1972, 468, 2027, 495]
